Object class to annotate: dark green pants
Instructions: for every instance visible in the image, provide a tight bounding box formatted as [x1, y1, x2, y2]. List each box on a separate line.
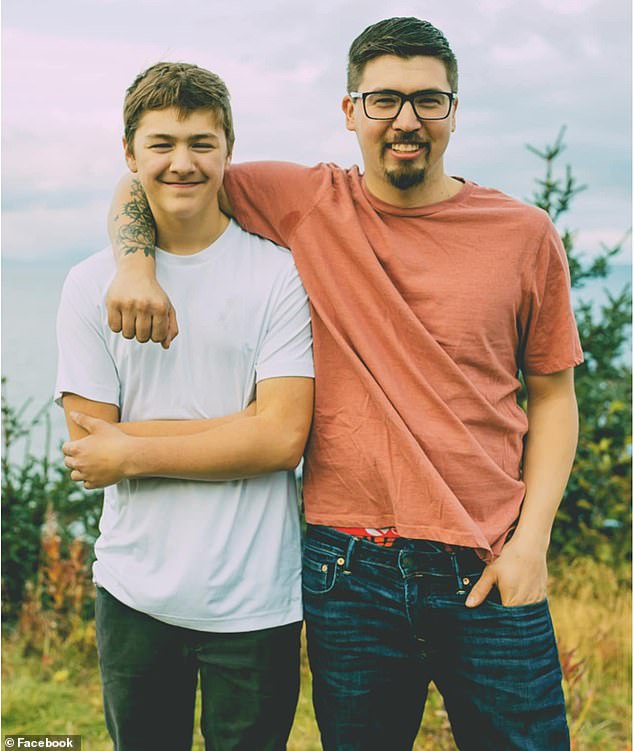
[96, 587, 301, 751]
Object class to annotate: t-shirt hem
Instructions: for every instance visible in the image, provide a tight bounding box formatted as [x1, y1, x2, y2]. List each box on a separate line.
[256, 364, 315, 382]
[149, 605, 303, 632]
[95, 578, 302, 633]
[522, 353, 584, 376]
[54, 384, 119, 408]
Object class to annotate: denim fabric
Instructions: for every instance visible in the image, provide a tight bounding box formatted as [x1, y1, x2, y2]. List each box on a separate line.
[95, 587, 300, 751]
[302, 525, 570, 751]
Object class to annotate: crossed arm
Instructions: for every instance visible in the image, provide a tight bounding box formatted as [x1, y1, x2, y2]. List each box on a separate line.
[62, 376, 314, 489]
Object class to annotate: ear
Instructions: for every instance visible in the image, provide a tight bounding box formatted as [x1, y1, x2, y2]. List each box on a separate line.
[450, 96, 458, 133]
[342, 95, 357, 132]
[123, 136, 138, 173]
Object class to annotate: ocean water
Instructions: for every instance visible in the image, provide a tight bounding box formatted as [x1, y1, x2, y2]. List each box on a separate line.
[1, 257, 631, 457]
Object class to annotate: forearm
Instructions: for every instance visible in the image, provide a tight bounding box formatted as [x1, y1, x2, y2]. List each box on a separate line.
[515, 384, 579, 551]
[108, 174, 156, 263]
[122, 414, 305, 481]
[466, 372, 578, 607]
[118, 404, 256, 437]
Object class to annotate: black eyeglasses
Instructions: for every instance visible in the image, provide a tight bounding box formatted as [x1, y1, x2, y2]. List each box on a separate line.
[349, 89, 455, 121]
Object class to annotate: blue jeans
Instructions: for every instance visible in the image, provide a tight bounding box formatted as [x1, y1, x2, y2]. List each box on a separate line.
[302, 525, 569, 751]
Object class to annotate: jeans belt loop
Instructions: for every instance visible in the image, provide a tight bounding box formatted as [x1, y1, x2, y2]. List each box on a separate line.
[447, 550, 466, 594]
[342, 535, 357, 574]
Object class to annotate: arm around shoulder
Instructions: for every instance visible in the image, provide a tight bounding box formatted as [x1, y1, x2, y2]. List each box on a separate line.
[106, 174, 178, 347]
[224, 161, 330, 247]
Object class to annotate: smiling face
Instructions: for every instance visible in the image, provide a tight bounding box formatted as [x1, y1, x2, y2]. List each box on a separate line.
[343, 55, 458, 206]
[124, 107, 229, 231]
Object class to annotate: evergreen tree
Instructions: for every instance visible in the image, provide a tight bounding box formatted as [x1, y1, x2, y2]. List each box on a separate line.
[528, 128, 631, 564]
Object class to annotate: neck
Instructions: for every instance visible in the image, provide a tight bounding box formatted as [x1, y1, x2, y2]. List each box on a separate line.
[154, 206, 229, 255]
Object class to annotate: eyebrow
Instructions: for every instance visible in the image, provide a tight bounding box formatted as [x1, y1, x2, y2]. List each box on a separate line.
[145, 132, 220, 141]
[366, 88, 449, 95]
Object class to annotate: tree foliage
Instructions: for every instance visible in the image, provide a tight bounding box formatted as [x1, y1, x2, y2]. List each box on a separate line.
[527, 128, 632, 564]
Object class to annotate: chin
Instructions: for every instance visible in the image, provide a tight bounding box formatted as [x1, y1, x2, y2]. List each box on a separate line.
[164, 197, 200, 212]
[384, 168, 426, 191]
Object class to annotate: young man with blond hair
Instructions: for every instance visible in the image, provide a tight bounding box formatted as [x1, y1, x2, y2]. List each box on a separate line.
[77, 17, 580, 751]
[57, 62, 314, 751]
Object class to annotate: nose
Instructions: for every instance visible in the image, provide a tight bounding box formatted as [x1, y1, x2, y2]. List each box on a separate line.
[392, 100, 422, 132]
[169, 145, 195, 174]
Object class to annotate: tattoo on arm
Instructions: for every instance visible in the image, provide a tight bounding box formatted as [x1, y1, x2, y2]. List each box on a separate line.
[113, 179, 156, 258]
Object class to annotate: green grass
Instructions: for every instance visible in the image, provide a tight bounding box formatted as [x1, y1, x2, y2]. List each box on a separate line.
[3, 559, 631, 751]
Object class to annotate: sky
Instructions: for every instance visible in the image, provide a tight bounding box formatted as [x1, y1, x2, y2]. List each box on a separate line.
[2, 0, 632, 265]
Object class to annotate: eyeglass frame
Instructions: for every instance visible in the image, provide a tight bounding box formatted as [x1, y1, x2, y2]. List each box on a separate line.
[348, 89, 456, 121]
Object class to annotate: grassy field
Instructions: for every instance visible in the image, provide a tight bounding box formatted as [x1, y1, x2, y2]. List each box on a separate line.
[2, 559, 630, 750]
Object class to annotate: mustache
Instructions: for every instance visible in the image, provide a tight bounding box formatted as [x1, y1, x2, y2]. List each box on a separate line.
[386, 135, 429, 146]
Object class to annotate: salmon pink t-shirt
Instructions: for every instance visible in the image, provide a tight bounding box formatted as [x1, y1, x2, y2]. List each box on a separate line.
[225, 162, 583, 558]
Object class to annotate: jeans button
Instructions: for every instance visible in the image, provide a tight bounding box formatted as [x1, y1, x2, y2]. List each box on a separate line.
[321, 565, 328, 572]
[337, 557, 345, 566]
[463, 577, 470, 585]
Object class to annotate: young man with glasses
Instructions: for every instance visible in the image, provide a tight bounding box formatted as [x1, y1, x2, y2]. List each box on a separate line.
[83, 17, 580, 751]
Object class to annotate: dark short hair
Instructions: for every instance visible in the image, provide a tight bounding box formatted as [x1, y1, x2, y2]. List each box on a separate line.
[124, 62, 235, 154]
[347, 17, 458, 93]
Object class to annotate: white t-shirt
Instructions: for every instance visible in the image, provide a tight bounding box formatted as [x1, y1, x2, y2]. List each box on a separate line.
[55, 220, 314, 632]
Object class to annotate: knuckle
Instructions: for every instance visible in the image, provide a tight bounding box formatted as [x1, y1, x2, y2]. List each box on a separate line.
[120, 299, 136, 313]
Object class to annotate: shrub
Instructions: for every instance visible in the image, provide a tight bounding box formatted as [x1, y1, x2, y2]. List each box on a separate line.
[1, 381, 102, 624]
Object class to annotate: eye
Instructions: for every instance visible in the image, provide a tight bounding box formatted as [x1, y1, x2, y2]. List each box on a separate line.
[414, 93, 446, 108]
[192, 143, 214, 151]
[368, 94, 400, 108]
[149, 143, 172, 151]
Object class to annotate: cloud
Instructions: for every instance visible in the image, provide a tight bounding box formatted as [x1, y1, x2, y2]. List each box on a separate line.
[490, 34, 561, 66]
[537, 0, 600, 14]
[3, 201, 109, 261]
[2, 0, 630, 263]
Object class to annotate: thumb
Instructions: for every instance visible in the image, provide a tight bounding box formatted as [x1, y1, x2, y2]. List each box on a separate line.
[465, 566, 496, 608]
[162, 306, 179, 350]
[70, 411, 104, 434]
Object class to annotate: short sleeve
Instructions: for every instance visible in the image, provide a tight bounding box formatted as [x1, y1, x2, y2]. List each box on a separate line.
[255, 261, 314, 383]
[55, 268, 120, 407]
[225, 161, 333, 247]
[520, 219, 584, 375]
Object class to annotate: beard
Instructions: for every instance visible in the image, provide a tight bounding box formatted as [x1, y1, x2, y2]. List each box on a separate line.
[384, 166, 426, 190]
[382, 140, 428, 190]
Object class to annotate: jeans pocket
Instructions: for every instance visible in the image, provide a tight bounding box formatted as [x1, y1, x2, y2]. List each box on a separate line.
[302, 546, 338, 595]
[484, 589, 549, 613]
